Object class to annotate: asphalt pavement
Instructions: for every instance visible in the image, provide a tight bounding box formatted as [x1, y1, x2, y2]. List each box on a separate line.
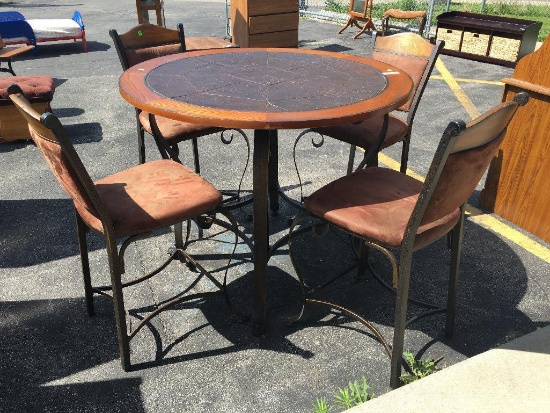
[1, 1, 549, 412]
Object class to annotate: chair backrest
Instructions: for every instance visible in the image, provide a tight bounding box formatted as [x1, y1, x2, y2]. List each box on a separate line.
[371, 32, 444, 119]
[109, 23, 186, 70]
[7, 83, 110, 230]
[407, 92, 529, 248]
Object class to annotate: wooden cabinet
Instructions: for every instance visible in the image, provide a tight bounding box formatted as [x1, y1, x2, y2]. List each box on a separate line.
[480, 36, 550, 242]
[230, 0, 299, 48]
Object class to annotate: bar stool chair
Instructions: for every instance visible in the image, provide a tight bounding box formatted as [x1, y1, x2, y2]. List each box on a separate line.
[110, 23, 251, 209]
[9, 83, 244, 371]
[291, 33, 444, 207]
[287, 93, 528, 388]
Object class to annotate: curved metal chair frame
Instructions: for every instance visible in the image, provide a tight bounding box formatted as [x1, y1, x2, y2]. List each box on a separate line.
[287, 93, 528, 388]
[9, 83, 247, 371]
[110, 23, 251, 209]
[291, 33, 444, 206]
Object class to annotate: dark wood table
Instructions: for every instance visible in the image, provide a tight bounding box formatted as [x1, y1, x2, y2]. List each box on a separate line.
[118, 47, 413, 333]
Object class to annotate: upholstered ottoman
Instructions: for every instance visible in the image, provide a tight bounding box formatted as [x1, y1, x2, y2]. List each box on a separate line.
[0, 75, 55, 142]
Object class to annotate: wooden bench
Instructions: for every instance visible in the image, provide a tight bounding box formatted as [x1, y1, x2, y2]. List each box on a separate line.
[0, 36, 34, 76]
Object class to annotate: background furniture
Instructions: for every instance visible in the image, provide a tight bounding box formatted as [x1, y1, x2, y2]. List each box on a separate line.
[287, 93, 526, 388]
[480, 35, 550, 243]
[434, 11, 541, 67]
[0, 11, 86, 54]
[0, 75, 55, 142]
[118, 47, 413, 334]
[230, 0, 299, 47]
[338, 0, 376, 39]
[110, 23, 250, 208]
[135, 0, 165, 26]
[9, 83, 239, 371]
[294, 32, 443, 195]
[381, 9, 427, 36]
[0, 35, 34, 76]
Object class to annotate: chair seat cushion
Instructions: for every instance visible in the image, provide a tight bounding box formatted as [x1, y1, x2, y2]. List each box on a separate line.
[383, 9, 427, 19]
[312, 113, 409, 150]
[74, 159, 222, 237]
[139, 111, 223, 141]
[304, 167, 460, 249]
[0, 75, 55, 106]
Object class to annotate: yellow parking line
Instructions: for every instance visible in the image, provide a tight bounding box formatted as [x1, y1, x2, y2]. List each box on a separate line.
[431, 75, 503, 86]
[435, 58, 481, 119]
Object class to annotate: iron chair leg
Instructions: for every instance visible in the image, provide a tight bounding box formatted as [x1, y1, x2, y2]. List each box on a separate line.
[446, 205, 465, 338]
[105, 237, 132, 372]
[76, 212, 95, 317]
[390, 254, 413, 389]
[136, 108, 146, 164]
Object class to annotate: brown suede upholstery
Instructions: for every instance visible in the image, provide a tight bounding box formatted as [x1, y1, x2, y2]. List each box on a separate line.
[124, 43, 183, 67]
[29, 125, 96, 216]
[75, 159, 222, 237]
[422, 130, 506, 230]
[138, 111, 222, 141]
[27, 119, 222, 238]
[371, 51, 428, 112]
[0, 76, 55, 106]
[304, 167, 460, 249]
[311, 113, 408, 150]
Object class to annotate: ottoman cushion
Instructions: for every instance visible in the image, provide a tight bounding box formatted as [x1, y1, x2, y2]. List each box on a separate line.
[0, 76, 55, 106]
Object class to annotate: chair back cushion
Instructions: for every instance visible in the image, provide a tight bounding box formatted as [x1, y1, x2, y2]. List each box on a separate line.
[416, 99, 522, 244]
[111, 23, 184, 69]
[372, 32, 434, 112]
[8, 87, 100, 220]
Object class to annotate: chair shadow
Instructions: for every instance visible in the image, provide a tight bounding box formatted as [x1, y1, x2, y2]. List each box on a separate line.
[128, 264, 317, 372]
[7, 40, 111, 59]
[0, 198, 101, 267]
[286, 213, 546, 360]
[0, 297, 145, 412]
[53, 106, 85, 118]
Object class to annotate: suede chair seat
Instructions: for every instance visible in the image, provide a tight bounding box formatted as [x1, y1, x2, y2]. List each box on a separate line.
[138, 111, 223, 141]
[0, 75, 55, 105]
[310, 113, 409, 152]
[75, 159, 222, 237]
[304, 167, 460, 249]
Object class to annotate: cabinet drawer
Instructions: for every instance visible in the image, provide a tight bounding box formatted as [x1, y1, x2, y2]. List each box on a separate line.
[249, 13, 299, 35]
[248, 30, 298, 48]
[461, 31, 490, 55]
[489, 36, 521, 61]
[247, 0, 298, 16]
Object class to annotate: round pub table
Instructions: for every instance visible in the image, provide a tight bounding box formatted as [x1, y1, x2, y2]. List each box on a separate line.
[118, 47, 413, 333]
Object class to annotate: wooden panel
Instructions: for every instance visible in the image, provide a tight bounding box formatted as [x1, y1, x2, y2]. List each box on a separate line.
[231, 0, 251, 47]
[249, 13, 299, 35]
[480, 35, 550, 242]
[248, 30, 298, 48]
[0, 102, 49, 141]
[247, 0, 298, 16]
[185, 37, 234, 51]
